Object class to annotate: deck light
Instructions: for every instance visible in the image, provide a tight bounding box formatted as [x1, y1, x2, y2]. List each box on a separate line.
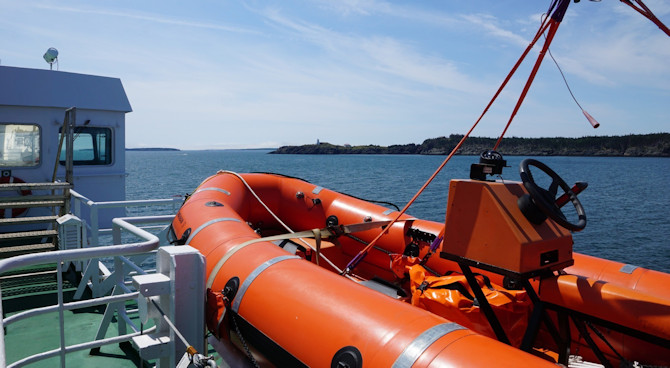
[43, 47, 58, 70]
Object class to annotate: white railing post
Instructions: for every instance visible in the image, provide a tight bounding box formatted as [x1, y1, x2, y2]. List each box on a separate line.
[0, 288, 6, 368]
[114, 256, 127, 337]
[157, 246, 205, 367]
[56, 262, 66, 367]
[112, 219, 122, 245]
[90, 202, 99, 247]
[73, 195, 81, 219]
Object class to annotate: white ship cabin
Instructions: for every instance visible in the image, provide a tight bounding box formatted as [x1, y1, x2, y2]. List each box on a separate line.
[0, 65, 131, 226]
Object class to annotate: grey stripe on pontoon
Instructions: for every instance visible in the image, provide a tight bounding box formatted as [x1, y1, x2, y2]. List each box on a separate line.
[232, 255, 299, 313]
[186, 217, 241, 244]
[620, 264, 639, 274]
[392, 322, 466, 368]
[194, 187, 231, 196]
[312, 186, 323, 194]
[383, 209, 394, 215]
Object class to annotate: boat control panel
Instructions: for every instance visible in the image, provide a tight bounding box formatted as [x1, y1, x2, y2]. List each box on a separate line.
[441, 157, 585, 277]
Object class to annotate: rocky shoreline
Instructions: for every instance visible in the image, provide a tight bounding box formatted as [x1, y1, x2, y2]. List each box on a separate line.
[271, 133, 670, 157]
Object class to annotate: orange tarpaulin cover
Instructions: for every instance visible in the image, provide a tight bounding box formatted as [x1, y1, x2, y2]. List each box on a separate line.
[409, 264, 532, 347]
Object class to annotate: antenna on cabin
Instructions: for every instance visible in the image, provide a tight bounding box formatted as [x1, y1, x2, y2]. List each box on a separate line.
[43, 47, 59, 70]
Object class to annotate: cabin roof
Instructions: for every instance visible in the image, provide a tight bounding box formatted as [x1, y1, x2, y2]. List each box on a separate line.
[0, 65, 132, 113]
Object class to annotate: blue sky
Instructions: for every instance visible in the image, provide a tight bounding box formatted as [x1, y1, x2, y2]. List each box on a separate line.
[1, 0, 668, 149]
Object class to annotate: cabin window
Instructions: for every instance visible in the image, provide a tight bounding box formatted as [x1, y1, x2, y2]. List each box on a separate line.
[59, 127, 112, 165]
[0, 123, 41, 167]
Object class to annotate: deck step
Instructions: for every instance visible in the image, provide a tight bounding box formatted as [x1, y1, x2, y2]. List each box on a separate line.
[0, 230, 58, 240]
[0, 182, 72, 191]
[0, 216, 59, 226]
[0, 243, 56, 258]
[0, 265, 78, 298]
[0, 195, 69, 203]
[0, 268, 56, 283]
[0, 200, 64, 209]
[0, 264, 56, 278]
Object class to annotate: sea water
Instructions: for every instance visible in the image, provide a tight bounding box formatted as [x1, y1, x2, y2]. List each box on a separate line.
[126, 150, 670, 273]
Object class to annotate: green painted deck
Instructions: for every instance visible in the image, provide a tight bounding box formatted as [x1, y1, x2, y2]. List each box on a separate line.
[1, 267, 236, 368]
[3, 286, 150, 367]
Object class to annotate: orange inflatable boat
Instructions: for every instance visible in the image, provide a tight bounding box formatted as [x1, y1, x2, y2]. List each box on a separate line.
[170, 159, 670, 367]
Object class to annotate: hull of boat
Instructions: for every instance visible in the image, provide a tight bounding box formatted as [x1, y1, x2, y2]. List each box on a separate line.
[171, 172, 670, 366]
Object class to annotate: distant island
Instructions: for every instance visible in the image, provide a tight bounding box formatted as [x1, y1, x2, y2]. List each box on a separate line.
[271, 133, 670, 157]
[126, 148, 180, 151]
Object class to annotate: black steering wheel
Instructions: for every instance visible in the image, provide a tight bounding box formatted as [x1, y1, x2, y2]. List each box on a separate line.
[519, 159, 586, 231]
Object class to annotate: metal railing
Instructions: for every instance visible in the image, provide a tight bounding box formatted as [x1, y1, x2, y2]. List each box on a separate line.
[0, 216, 164, 368]
[74, 215, 175, 299]
[69, 189, 183, 247]
[0, 189, 185, 367]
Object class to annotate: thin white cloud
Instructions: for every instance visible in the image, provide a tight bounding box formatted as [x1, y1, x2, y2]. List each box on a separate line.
[258, 7, 489, 95]
[309, 0, 537, 49]
[460, 13, 530, 48]
[611, 0, 670, 19]
[33, 3, 258, 35]
[548, 3, 670, 90]
[311, 0, 382, 16]
[308, 0, 461, 27]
